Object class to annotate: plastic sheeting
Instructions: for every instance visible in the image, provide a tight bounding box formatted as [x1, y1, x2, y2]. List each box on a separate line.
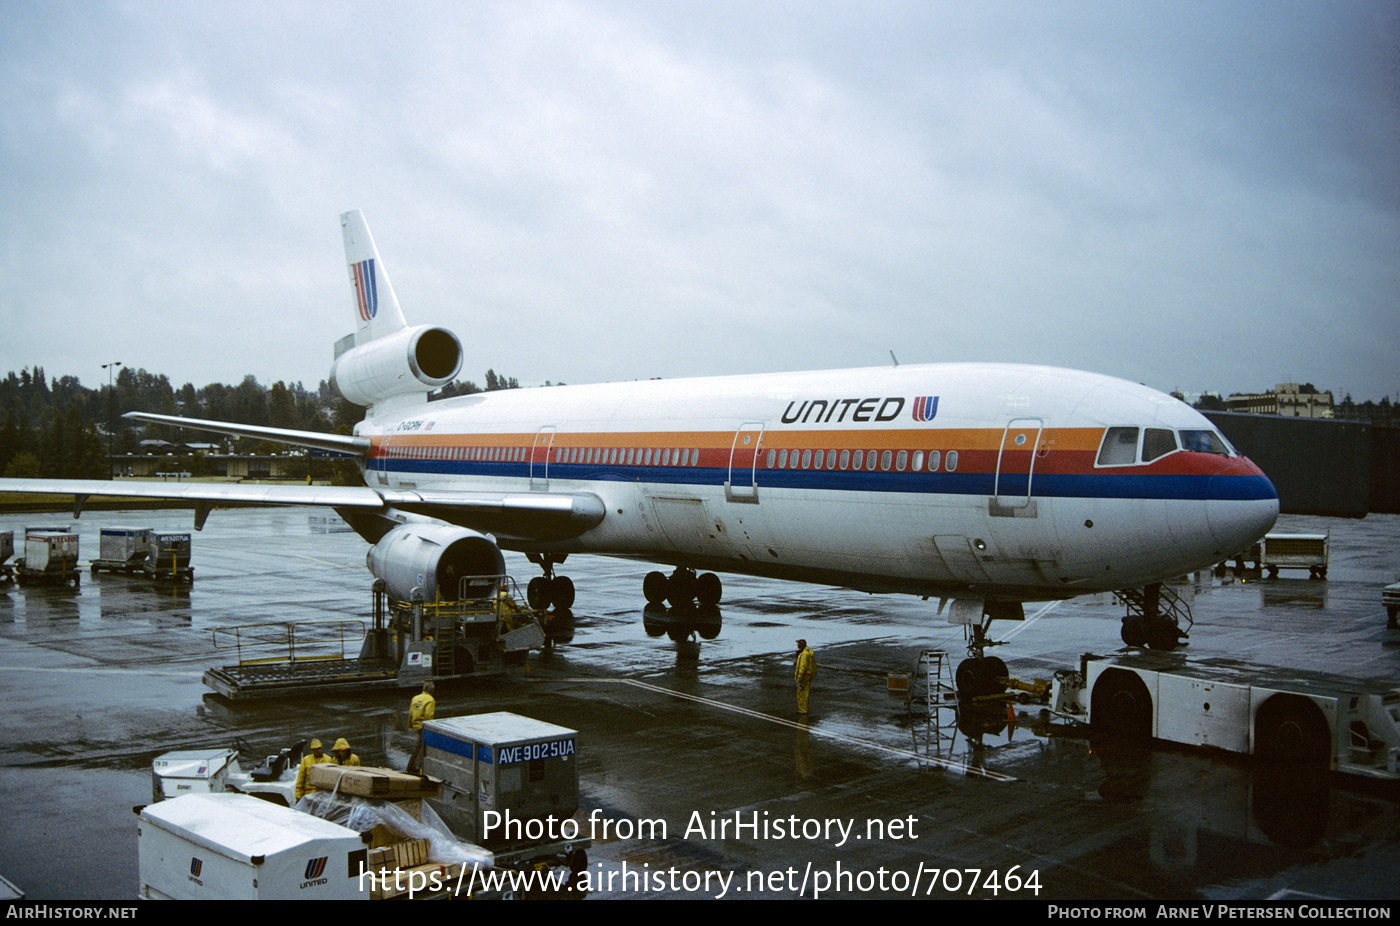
[296, 790, 494, 870]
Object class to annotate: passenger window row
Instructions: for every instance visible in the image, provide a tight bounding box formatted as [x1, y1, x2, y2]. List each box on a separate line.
[381, 441, 965, 474]
[764, 447, 959, 473]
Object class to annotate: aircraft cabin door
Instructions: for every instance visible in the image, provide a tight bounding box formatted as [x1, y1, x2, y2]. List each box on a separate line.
[992, 417, 1042, 516]
[530, 427, 556, 490]
[374, 434, 395, 488]
[725, 422, 764, 503]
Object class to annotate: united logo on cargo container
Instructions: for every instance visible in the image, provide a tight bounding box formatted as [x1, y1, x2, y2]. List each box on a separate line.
[495, 737, 576, 764]
[301, 856, 329, 888]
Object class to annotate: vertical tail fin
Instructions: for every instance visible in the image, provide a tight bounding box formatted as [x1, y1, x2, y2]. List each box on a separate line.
[330, 210, 463, 412]
[341, 209, 408, 341]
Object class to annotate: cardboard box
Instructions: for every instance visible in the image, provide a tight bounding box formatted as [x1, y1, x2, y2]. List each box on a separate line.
[307, 764, 440, 799]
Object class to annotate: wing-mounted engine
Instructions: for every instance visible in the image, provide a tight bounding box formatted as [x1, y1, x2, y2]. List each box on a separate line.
[367, 522, 505, 602]
[330, 325, 463, 407]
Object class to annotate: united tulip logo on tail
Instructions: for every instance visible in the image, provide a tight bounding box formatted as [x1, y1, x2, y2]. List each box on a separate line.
[351, 258, 378, 321]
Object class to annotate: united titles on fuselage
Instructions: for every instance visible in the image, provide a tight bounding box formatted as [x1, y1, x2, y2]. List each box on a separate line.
[780, 395, 939, 425]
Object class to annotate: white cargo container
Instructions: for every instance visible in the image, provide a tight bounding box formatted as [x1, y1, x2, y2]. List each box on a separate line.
[1260, 531, 1329, 579]
[149, 748, 238, 803]
[138, 793, 370, 900]
[16, 529, 79, 586]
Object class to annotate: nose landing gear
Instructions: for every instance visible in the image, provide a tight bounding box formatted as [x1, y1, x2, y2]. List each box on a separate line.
[950, 599, 1020, 700]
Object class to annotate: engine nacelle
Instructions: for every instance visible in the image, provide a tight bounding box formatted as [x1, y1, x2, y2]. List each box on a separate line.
[367, 523, 505, 603]
[330, 325, 463, 407]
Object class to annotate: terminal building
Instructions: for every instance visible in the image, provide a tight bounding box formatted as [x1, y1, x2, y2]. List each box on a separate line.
[1225, 382, 1334, 418]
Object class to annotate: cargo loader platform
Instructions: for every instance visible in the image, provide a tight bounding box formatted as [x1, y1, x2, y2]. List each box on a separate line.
[202, 575, 546, 700]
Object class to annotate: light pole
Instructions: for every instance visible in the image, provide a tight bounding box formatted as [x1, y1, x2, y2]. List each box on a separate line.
[103, 361, 122, 479]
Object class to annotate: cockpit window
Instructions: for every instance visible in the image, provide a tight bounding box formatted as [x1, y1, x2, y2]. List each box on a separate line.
[1142, 428, 1178, 463]
[1180, 429, 1232, 455]
[1096, 427, 1139, 466]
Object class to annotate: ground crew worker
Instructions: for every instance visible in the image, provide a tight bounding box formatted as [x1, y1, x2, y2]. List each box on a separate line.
[331, 737, 361, 767]
[795, 639, 816, 714]
[294, 738, 334, 800]
[407, 681, 435, 773]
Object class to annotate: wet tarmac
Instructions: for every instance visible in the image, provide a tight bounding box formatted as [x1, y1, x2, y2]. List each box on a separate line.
[0, 508, 1397, 900]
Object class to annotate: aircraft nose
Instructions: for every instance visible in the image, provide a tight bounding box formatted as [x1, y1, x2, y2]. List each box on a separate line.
[1205, 457, 1279, 554]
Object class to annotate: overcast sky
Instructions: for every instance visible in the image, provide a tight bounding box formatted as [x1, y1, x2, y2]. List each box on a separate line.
[2, 1, 1396, 405]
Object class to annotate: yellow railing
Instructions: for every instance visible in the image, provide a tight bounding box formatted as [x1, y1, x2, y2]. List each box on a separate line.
[211, 620, 367, 666]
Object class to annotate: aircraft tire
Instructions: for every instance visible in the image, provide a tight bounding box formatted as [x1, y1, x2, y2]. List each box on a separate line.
[1121, 617, 1147, 647]
[984, 656, 1008, 691]
[643, 571, 668, 605]
[527, 577, 551, 610]
[696, 572, 722, 607]
[1145, 619, 1181, 651]
[955, 657, 1005, 699]
[1091, 668, 1152, 741]
[549, 576, 576, 610]
[667, 568, 696, 606]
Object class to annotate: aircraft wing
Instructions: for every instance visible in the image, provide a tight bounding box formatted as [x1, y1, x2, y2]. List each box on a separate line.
[0, 478, 605, 541]
[122, 411, 369, 456]
[108, 411, 605, 539]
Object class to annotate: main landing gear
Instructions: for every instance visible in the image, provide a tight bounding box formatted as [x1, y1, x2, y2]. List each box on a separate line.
[642, 567, 723, 609]
[526, 554, 575, 611]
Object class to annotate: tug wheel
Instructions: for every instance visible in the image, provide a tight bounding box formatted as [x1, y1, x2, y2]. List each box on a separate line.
[1092, 668, 1152, 741]
[1255, 694, 1330, 770]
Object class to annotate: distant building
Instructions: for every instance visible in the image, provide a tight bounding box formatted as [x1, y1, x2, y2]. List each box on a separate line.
[1226, 383, 1334, 418]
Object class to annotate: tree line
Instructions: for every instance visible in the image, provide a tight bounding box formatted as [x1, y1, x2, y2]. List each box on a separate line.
[0, 366, 520, 479]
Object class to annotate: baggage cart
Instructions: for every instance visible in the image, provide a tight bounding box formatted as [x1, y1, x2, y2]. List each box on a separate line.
[90, 526, 152, 575]
[14, 528, 80, 587]
[143, 532, 193, 582]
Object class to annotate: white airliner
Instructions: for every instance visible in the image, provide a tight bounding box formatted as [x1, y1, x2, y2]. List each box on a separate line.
[0, 211, 1279, 688]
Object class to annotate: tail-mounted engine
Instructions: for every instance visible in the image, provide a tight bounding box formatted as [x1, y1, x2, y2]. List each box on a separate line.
[366, 523, 505, 603]
[330, 325, 463, 407]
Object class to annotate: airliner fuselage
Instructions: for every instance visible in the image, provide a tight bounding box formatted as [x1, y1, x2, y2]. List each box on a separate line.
[355, 360, 1277, 602]
[0, 210, 1279, 672]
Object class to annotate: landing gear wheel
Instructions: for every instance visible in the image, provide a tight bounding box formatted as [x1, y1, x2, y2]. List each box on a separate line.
[1145, 619, 1183, 651]
[955, 656, 1008, 699]
[667, 568, 696, 607]
[1121, 617, 1147, 647]
[549, 575, 575, 610]
[643, 571, 668, 605]
[1255, 695, 1331, 769]
[527, 577, 551, 610]
[1091, 668, 1152, 741]
[696, 572, 723, 607]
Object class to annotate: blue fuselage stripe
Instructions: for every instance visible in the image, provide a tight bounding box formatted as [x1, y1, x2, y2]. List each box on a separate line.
[372, 460, 1277, 502]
